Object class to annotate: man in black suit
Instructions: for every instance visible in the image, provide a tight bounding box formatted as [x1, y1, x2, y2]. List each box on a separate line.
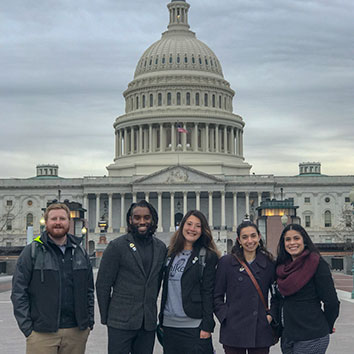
[96, 200, 167, 354]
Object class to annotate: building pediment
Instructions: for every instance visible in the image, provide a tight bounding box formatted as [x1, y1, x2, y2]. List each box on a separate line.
[134, 165, 223, 185]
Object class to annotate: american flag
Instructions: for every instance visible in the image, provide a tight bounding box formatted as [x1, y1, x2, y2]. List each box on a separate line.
[177, 126, 188, 133]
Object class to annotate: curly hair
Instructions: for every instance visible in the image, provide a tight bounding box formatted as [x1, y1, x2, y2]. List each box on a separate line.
[168, 210, 220, 258]
[232, 220, 274, 262]
[126, 200, 158, 235]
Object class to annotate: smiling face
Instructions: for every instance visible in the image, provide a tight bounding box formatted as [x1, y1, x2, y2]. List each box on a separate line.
[237, 226, 261, 256]
[129, 206, 152, 237]
[284, 229, 305, 260]
[45, 209, 70, 243]
[182, 215, 202, 249]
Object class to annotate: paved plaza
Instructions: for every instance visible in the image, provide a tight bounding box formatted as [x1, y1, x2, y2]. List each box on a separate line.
[1, 272, 354, 353]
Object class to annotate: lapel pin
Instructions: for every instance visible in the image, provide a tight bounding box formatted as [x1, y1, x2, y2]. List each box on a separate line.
[192, 256, 198, 264]
[239, 266, 245, 272]
[129, 243, 137, 252]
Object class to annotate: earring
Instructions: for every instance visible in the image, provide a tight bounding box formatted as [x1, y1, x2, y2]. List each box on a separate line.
[239, 244, 243, 248]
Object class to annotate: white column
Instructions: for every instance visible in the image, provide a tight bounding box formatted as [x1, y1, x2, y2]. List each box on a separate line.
[120, 194, 125, 233]
[115, 131, 119, 159]
[257, 192, 262, 207]
[240, 131, 244, 156]
[270, 191, 275, 200]
[145, 192, 149, 202]
[215, 125, 219, 152]
[130, 128, 134, 154]
[160, 123, 164, 152]
[208, 192, 213, 228]
[194, 123, 198, 151]
[231, 128, 235, 155]
[82, 194, 88, 213]
[95, 194, 100, 233]
[196, 191, 200, 210]
[139, 126, 143, 154]
[233, 192, 237, 231]
[157, 192, 163, 232]
[245, 192, 250, 218]
[183, 191, 188, 215]
[182, 123, 187, 151]
[205, 124, 209, 152]
[223, 126, 228, 153]
[149, 124, 153, 152]
[118, 130, 122, 157]
[170, 192, 175, 232]
[132, 192, 137, 203]
[108, 193, 113, 233]
[124, 128, 128, 155]
[221, 191, 225, 229]
[171, 123, 175, 151]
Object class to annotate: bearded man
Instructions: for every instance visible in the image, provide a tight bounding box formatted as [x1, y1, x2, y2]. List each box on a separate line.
[96, 200, 167, 354]
[11, 203, 94, 354]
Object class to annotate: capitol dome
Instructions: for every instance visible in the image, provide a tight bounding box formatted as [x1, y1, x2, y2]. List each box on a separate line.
[107, 0, 251, 177]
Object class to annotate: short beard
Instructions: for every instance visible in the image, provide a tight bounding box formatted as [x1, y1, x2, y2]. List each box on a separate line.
[130, 224, 153, 238]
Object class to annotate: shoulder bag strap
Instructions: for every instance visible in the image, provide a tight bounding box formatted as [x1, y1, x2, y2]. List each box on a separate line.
[233, 254, 269, 311]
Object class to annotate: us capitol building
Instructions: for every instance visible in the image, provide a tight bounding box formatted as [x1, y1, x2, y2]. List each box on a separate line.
[1, 0, 353, 254]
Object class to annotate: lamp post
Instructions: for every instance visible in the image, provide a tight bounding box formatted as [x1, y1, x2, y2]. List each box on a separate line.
[39, 216, 45, 234]
[349, 188, 354, 299]
[281, 214, 288, 228]
[81, 226, 87, 250]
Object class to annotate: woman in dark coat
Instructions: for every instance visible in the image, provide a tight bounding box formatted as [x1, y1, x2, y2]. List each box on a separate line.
[214, 220, 276, 354]
[275, 224, 340, 354]
[159, 210, 220, 354]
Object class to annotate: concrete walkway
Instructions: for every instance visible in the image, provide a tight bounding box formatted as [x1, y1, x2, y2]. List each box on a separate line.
[1, 274, 353, 353]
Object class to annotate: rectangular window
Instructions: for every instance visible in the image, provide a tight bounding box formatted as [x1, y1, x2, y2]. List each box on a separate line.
[345, 214, 352, 228]
[305, 215, 311, 228]
[304, 197, 310, 203]
[345, 197, 350, 203]
[6, 200, 12, 207]
[6, 219, 12, 231]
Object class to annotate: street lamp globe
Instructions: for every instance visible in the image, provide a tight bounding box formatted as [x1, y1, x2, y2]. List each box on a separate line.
[281, 214, 288, 228]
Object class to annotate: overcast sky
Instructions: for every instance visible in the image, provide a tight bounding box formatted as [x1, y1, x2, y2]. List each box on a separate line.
[1, 0, 353, 178]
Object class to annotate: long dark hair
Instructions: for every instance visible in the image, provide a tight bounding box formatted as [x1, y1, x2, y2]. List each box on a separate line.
[276, 223, 319, 266]
[232, 220, 273, 262]
[168, 210, 221, 257]
[126, 200, 158, 235]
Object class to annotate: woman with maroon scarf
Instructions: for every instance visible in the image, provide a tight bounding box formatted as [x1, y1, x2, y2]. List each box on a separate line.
[275, 224, 340, 354]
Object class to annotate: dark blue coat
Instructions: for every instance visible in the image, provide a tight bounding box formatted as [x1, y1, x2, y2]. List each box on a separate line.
[214, 252, 276, 348]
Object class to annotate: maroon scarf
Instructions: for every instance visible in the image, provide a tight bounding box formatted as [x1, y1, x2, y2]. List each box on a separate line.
[276, 250, 320, 296]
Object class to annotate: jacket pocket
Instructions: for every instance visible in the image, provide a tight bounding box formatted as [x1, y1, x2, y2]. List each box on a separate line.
[109, 294, 133, 322]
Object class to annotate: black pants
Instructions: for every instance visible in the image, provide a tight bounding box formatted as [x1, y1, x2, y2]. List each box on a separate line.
[163, 326, 214, 354]
[107, 326, 155, 354]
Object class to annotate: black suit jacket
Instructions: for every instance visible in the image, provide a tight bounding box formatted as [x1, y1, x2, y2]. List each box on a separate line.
[96, 233, 167, 331]
[159, 246, 218, 332]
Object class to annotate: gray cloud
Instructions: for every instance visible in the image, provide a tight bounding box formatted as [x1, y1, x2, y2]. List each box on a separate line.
[1, 0, 353, 178]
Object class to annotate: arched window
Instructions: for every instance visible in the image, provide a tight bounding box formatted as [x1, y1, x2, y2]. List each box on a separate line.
[26, 213, 33, 228]
[150, 94, 153, 107]
[169, 55, 173, 64]
[136, 96, 139, 109]
[158, 93, 162, 106]
[204, 93, 208, 107]
[184, 56, 188, 63]
[177, 55, 180, 64]
[167, 92, 172, 106]
[186, 92, 191, 106]
[195, 93, 200, 106]
[142, 95, 145, 108]
[219, 95, 222, 109]
[162, 56, 166, 64]
[177, 92, 181, 105]
[212, 94, 216, 107]
[324, 211, 332, 227]
[192, 56, 195, 64]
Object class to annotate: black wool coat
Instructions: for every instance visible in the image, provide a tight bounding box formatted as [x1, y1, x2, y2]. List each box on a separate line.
[96, 233, 167, 331]
[276, 257, 340, 342]
[214, 252, 276, 348]
[159, 246, 218, 332]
